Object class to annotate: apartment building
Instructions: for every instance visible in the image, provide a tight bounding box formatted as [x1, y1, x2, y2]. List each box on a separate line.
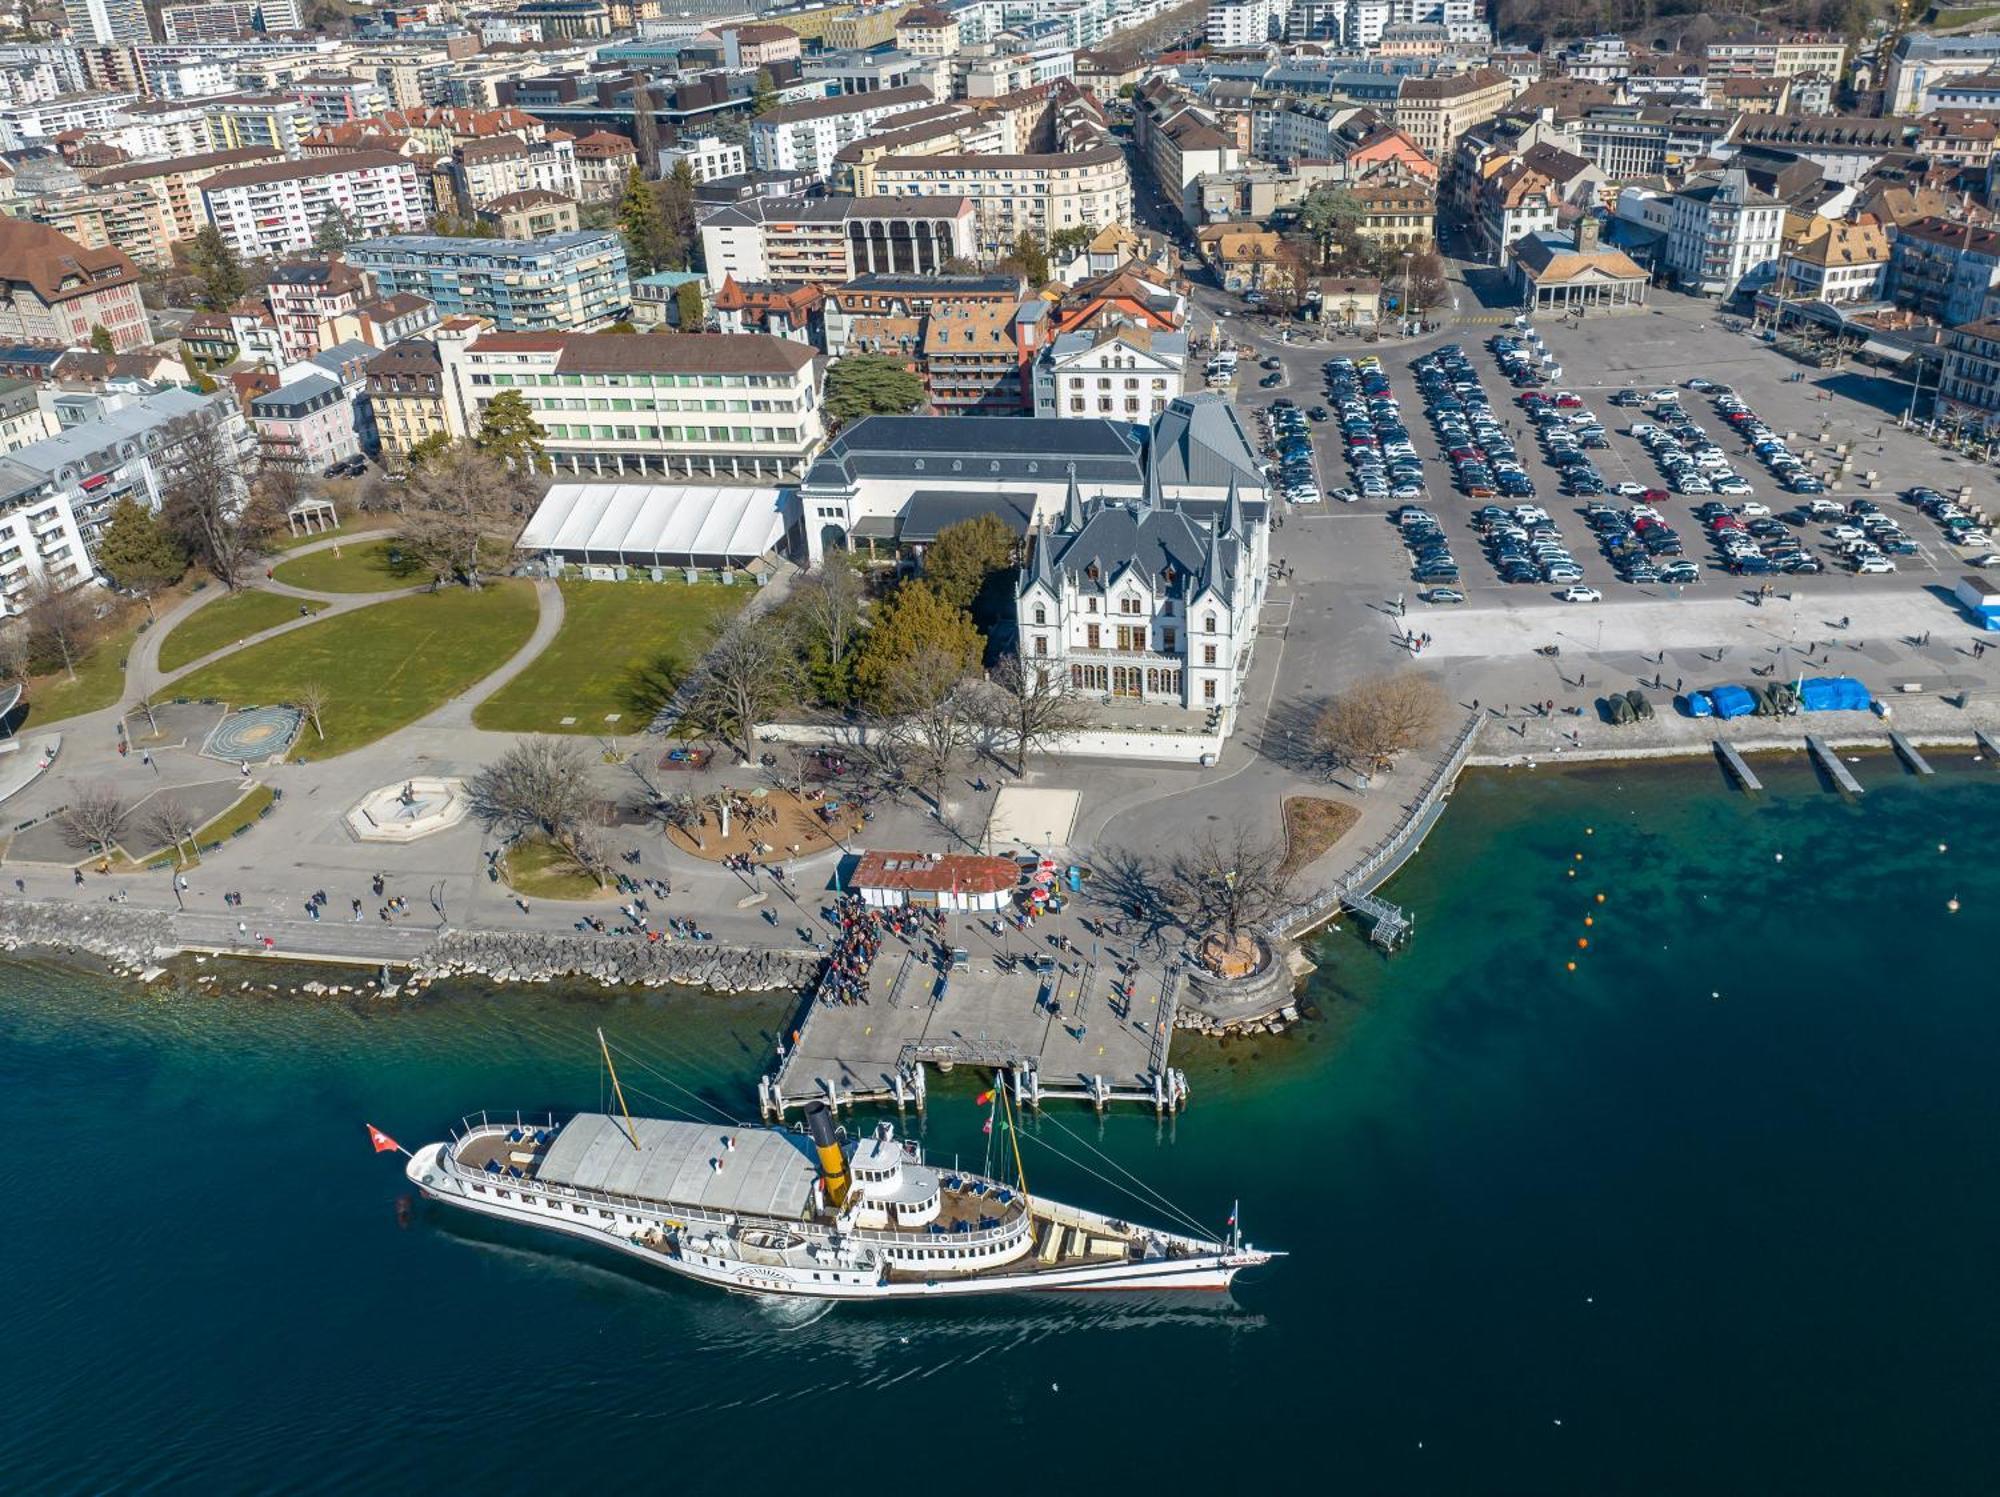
[1394, 68, 1515, 162]
[1779, 218, 1889, 304]
[1033, 321, 1187, 421]
[345, 232, 630, 331]
[161, 0, 303, 42]
[1662, 167, 1784, 296]
[263, 258, 372, 362]
[750, 83, 934, 181]
[203, 91, 319, 154]
[870, 142, 1131, 256]
[1133, 78, 1242, 223]
[1939, 315, 2000, 416]
[0, 218, 150, 351]
[62, 0, 151, 45]
[820, 273, 1021, 362]
[895, 6, 959, 56]
[450, 131, 581, 208]
[696, 194, 977, 292]
[1887, 216, 2000, 327]
[364, 328, 466, 461]
[1350, 179, 1437, 250]
[0, 89, 138, 150]
[437, 327, 824, 481]
[290, 74, 393, 126]
[657, 134, 743, 183]
[83, 146, 283, 247]
[1725, 115, 1911, 185]
[201, 152, 429, 258]
[1704, 35, 1847, 81]
[1207, 0, 1284, 48]
[1884, 31, 2000, 116]
[478, 188, 580, 238]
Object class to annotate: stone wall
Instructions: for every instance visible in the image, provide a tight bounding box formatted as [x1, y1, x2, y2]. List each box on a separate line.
[414, 929, 823, 993]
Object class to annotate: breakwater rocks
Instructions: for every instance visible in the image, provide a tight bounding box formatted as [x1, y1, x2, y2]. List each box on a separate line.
[0, 900, 174, 968]
[412, 930, 823, 994]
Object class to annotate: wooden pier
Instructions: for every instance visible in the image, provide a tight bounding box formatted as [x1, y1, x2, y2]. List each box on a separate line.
[1888, 731, 1934, 776]
[1806, 735, 1864, 795]
[1714, 739, 1763, 791]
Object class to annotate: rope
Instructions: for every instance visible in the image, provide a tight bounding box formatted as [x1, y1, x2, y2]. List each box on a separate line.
[1032, 1107, 1215, 1238]
[1018, 1131, 1216, 1241]
[607, 1040, 746, 1127]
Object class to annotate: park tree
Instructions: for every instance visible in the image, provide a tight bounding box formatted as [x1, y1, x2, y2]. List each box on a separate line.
[89, 323, 115, 354]
[94, 498, 187, 611]
[851, 580, 980, 712]
[682, 612, 800, 763]
[921, 512, 1015, 615]
[789, 548, 868, 705]
[143, 793, 197, 868]
[657, 161, 698, 256]
[752, 67, 779, 114]
[292, 681, 331, 741]
[395, 445, 519, 587]
[1404, 245, 1449, 314]
[19, 574, 95, 679]
[157, 414, 269, 591]
[401, 430, 454, 471]
[1296, 185, 1366, 272]
[1312, 670, 1445, 773]
[469, 736, 612, 887]
[982, 652, 1087, 774]
[876, 641, 978, 809]
[1164, 824, 1295, 945]
[186, 224, 246, 312]
[475, 388, 545, 466]
[58, 783, 129, 858]
[823, 354, 925, 425]
[999, 230, 1049, 288]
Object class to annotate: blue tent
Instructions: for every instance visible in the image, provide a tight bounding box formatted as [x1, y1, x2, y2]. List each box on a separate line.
[1684, 691, 1714, 718]
[1798, 675, 1871, 712]
[1708, 685, 1758, 720]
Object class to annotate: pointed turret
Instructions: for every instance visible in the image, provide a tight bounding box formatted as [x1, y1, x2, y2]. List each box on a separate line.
[1023, 520, 1057, 596]
[1205, 517, 1231, 604]
[1140, 440, 1161, 516]
[1062, 462, 1085, 532]
[1222, 473, 1245, 540]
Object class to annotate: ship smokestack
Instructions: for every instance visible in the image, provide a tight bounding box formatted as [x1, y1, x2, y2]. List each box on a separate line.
[804, 1101, 851, 1208]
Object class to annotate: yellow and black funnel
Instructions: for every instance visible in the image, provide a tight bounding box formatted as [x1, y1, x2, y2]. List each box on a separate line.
[804, 1101, 851, 1209]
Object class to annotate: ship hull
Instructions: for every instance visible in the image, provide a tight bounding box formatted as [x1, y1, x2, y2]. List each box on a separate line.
[407, 1144, 1260, 1300]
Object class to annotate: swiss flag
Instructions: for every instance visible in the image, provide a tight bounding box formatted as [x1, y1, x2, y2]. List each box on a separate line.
[365, 1123, 402, 1154]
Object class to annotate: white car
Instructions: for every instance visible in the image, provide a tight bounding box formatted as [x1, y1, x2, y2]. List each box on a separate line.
[1828, 525, 1864, 543]
[1968, 552, 2000, 568]
[1559, 585, 1602, 603]
[1854, 557, 1896, 574]
[1958, 531, 1994, 548]
[1736, 501, 1771, 517]
[1650, 388, 1679, 402]
[1613, 481, 1647, 497]
[1329, 486, 1360, 503]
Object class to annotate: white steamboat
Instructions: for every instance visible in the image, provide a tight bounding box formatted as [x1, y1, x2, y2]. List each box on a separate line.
[405, 1050, 1272, 1299]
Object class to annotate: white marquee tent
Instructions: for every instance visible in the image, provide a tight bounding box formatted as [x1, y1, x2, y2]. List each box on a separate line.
[515, 483, 787, 569]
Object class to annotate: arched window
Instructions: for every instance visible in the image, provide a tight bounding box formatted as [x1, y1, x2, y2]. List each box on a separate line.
[1204, 613, 1216, 632]
[1033, 605, 1046, 624]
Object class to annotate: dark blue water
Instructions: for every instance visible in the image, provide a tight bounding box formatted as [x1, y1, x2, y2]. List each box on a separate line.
[2, 753, 1997, 1494]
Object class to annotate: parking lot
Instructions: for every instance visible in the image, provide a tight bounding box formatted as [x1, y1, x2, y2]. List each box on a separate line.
[1222, 287, 2000, 737]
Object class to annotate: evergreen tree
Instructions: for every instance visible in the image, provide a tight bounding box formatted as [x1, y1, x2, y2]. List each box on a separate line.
[852, 581, 982, 712]
[652, 161, 698, 271]
[186, 225, 246, 312]
[674, 280, 705, 330]
[1000, 231, 1049, 288]
[752, 68, 778, 115]
[312, 207, 360, 253]
[93, 499, 187, 602]
[89, 324, 115, 354]
[823, 354, 926, 425]
[617, 164, 666, 275]
[475, 388, 546, 466]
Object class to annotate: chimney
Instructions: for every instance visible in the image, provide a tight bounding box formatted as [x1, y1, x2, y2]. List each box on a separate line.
[1576, 214, 1601, 252]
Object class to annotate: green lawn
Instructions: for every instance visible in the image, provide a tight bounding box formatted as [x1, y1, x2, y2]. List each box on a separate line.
[170, 584, 540, 758]
[158, 590, 327, 672]
[25, 620, 141, 727]
[271, 516, 374, 552]
[271, 539, 425, 593]
[503, 836, 613, 901]
[472, 579, 747, 734]
[143, 784, 276, 868]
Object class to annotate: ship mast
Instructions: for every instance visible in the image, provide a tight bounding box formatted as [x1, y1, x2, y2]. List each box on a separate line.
[597, 1028, 641, 1149]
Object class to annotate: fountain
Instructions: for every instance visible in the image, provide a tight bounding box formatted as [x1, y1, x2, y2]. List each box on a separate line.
[344, 777, 469, 843]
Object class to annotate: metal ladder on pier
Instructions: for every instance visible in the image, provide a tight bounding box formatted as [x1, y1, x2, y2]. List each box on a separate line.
[1343, 890, 1411, 949]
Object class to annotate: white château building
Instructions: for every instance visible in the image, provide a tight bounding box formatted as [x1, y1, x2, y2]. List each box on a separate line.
[1017, 461, 1267, 716]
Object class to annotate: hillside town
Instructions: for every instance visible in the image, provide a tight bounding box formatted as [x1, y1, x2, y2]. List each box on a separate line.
[0, 0, 1998, 1037]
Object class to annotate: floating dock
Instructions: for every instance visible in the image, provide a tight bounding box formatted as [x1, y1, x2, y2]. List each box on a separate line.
[1714, 739, 1763, 791]
[1889, 731, 1934, 776]
[1806, 735, 1864, 795]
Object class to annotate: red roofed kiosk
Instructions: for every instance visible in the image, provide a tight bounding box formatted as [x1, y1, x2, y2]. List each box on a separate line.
[851, 851, 1020, 912]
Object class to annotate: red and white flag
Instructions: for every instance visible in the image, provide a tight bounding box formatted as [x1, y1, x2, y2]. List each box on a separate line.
[365, 1123, 402, 1154]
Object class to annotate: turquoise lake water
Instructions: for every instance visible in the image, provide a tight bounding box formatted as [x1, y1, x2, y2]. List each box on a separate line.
[2, 752, 1997, 1494]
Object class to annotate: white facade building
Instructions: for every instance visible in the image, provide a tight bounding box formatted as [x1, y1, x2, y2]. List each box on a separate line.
[659, 135, 746, 183]
[1033, 324, 1189, 422]
[201, 151, 428, 259]
[750, 84, 934, 183]
[1206, 0, 1284, 47]
[1664, 167, 1785, 296]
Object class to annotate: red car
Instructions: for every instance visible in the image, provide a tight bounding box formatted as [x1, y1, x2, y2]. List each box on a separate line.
[1519, 391, 1548, 407]
[1554, 393, 1585, 409]
[1641, 488, 1670, 504]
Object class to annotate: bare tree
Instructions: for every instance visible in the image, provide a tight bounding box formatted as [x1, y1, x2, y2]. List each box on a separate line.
[790, 549, 867, 701]
[469, 737, 607, 883]
[394, 445, 522, 588]
[19, 574, 95, 681]
[1313, 672, 1446, 773]
[59, 783, 129, 858]
[554, 822, 613, 886]
[292, 681, 330, 741]
[983, 653, 1088, 774]
[1164, 824, 1295, 943]
[878, 642, 977, 809]
[143, 793, 196, 866]
[157, 413, 270, 591]
[129, 691, 161, 737]
[683, 612, 800, 764]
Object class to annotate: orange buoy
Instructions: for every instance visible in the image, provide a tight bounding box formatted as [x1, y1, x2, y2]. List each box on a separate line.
[1594, 892, 1605, 904]
[1584, 915, 1594, 926]
[1566, 961, 1577, 971]
[1577, 937, 1589, 949]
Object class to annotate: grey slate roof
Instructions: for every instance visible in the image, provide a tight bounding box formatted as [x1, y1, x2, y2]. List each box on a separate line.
[1149, 394, 1263, 490]
[805, 415, 1144, 490]
[535, 1113, 820, 1218]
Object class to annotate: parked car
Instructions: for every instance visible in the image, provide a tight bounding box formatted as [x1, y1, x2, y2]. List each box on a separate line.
[1559, 584, 1602, 603]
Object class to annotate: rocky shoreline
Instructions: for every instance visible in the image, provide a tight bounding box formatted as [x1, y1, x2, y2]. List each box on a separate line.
[0, 900, 175, 970]
[410, 929, 824, 994]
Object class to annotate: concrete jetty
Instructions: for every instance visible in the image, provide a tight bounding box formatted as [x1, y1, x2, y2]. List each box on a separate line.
[1977, 728, 2000, 761]
[1714, 739, 1763, 791]
[1889, 731, 1934, 776]
[1806, 735, 1864, 795]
